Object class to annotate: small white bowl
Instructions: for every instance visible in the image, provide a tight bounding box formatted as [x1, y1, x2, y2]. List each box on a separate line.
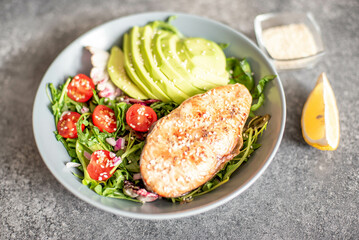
[254, 12, 325, 70]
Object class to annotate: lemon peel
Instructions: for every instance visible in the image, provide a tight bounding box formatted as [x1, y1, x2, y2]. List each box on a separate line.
[301, 72, 340, 150]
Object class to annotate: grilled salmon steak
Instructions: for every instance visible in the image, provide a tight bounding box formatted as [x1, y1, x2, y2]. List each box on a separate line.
[140, 83, 252, 198]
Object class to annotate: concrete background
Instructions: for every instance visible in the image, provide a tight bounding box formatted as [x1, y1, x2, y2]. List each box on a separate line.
[0, 0, 358, 239]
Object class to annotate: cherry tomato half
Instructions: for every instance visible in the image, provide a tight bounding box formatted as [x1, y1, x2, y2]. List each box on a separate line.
[87, 150, 116, 181]
[126, 104, 158, 132]
[67, 74, 95, 102]
[57, 112, 85, 138]
[92, 105, 117, 133]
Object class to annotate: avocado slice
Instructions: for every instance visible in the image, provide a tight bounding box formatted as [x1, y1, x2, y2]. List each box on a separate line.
[152, 32, 203, 96]
[123, 33, 158, 100]
[140, 26, 189, 104]
[182, 38, 229, 87]
[129, 26, 171, 102]
[165, 35, 220, 91]
[107, 46, 148, 99]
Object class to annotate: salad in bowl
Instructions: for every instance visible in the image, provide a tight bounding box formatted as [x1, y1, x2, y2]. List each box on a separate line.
[33, 12, 285, 219]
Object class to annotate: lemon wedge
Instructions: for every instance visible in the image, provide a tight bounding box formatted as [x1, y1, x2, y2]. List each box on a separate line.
[301, 72, 340, 150]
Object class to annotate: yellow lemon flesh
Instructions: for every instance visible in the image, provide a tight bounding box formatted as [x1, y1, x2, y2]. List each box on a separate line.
[301, 72, 340, 150]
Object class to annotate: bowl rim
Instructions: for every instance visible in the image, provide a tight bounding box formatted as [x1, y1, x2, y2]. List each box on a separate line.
[32, 11, 286, 220]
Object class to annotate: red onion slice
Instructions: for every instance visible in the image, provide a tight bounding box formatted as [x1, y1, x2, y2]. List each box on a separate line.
[123, 188, 139, 198]
[113, 156, 122, 165]
[114, 137, 126, 151]
[122, 180, 159, 202]
[106, 137, 116, 146]
[133, 173, 142, 180]
[136, 189, 159, 203]
[122, 96, 161, 105]
[80, 106, 89, 114]
[83, 151, 92, 160]
[66, 162, 81, 168]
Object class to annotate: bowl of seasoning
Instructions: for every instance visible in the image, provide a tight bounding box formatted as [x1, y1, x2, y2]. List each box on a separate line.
[254, 12, 325, 70]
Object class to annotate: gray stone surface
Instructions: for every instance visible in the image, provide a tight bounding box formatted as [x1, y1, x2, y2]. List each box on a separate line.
[0, 0, 358, 239]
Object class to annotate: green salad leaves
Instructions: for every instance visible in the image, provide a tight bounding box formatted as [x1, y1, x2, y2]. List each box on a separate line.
[48, 55, 274, 204]
[48, 79, 178, 202]
[226, 57, 276, 116]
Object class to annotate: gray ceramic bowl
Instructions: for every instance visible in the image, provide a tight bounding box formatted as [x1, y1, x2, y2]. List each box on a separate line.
[33, 12, 286, 219]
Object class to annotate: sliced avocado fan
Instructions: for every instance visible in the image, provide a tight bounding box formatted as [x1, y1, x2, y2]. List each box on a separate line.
[120, 19, 229, 103]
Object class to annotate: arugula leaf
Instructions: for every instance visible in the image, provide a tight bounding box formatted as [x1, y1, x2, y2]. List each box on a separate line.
[48, 77, 88, 125]
[75, 141, 98, 189]
[75, 112, 114, 152]
[250, 75, 276, 113]
[226, 57, 276, 114]
[251, 75, 276, 98]
[91, 89, 101, 105]
[218, 43, 230, 50]
[250, 93, 265, 112]
[226, 58, 254, 91]
[114, 102, 130, 136]
[92, 89, 119, 108]
[166, 15, 177, 23]
[150, 101, 179, 119]
[223, 128, 253, 179]
[110, 134, 145, 175]
[103, 189, 141, 202]
[48, 77, 71, 125]
[124, 141, 144, 173]
[107, 169, 126, 189]
[76, 113, 92, 147]
[151, 20, 183, 38]
[91, 126, 113, 151]
[53, 132, 77, 158]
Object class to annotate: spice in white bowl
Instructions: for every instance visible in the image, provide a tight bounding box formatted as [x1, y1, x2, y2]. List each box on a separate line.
[262, 23, 318, 60]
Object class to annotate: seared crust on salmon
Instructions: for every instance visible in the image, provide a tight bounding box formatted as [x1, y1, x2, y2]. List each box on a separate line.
[140, 84, 252, 198]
